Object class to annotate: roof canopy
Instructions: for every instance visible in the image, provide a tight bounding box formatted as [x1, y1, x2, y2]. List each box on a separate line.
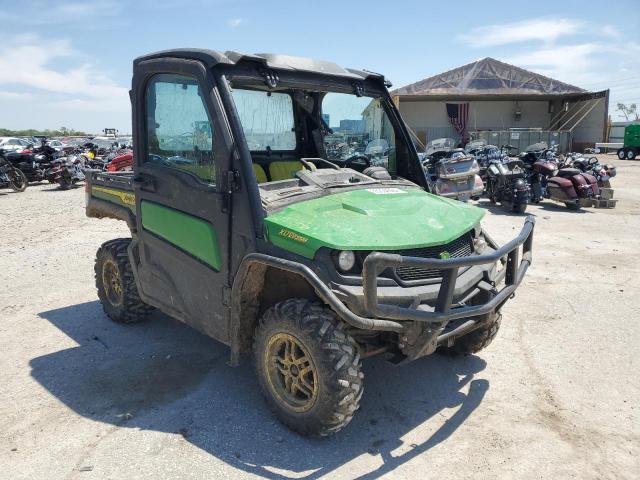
[393, 57, 584, 97]
[135, 48, 388, 83]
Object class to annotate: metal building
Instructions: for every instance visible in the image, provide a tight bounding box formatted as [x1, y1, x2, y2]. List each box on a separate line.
[392, 57, 609, 152]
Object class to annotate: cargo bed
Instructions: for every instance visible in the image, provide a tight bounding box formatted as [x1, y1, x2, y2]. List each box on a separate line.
[85, 171, 137, 230]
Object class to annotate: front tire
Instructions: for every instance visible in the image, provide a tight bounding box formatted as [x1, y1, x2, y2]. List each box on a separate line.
[8, 168, 27, 192]
[442, 312, 502, 356]
[617, 149, 626, 160]
[95, 238, 154, 323]
[253, 299, 363, 437]
[59, 176, 73, 190]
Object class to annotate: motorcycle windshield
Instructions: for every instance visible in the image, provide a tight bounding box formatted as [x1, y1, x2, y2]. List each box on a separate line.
[425, 138, 456, 156]
[526, 142, 548, 152]
[464, 140, 486, 153]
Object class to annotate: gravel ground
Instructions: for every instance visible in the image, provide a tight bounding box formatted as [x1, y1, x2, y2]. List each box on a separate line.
[1, 155, 638, 479]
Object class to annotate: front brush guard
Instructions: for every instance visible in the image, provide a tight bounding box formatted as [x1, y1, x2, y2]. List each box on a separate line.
[361, 216, 535, 323]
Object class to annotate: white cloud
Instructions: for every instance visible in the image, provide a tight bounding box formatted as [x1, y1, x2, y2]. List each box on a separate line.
[0, 91, 34, 100]
[226, 18, 244, 28]
[0, 37, 128, 101]
[0, 35, 130, 131]
[459, 18, 583, 48]
[0, 1, 123, 24]
[602, 24, 622, 40]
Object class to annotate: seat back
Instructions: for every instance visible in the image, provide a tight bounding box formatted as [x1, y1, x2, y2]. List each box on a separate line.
[269, 161, 304, 181]
[253, 163, 267, 183]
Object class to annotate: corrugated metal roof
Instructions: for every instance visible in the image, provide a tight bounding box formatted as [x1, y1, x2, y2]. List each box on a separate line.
[393, 57, 584, 96]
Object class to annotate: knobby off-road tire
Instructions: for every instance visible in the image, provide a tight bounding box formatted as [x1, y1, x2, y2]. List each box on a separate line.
[95, 238, 154, 323]
[253, 298, 363, 437]
[443, 312, 502, 356]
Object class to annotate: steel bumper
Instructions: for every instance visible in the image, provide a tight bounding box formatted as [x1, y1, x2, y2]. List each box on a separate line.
[360, 216, 535, 324]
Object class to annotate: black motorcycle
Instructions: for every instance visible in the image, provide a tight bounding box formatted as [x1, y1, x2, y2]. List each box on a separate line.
[0, 149, 28, 192]
[485, 158, 531, 213]
[5, 139, 59, 183]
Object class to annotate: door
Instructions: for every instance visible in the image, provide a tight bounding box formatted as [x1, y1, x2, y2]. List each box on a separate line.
[132, 60, 232, 344]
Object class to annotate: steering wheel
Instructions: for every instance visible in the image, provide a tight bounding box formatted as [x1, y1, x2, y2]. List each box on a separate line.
[344, 155, 371, 172]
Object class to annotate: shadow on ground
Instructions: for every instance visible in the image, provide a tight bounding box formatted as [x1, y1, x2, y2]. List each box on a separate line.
[32, 301, 488, 479]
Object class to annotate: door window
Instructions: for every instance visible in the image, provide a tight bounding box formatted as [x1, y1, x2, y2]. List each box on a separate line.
[145, 74, 216, 183]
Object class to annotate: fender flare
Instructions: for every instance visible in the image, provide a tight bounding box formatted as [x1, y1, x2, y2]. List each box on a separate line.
[228, 253, 405, 366]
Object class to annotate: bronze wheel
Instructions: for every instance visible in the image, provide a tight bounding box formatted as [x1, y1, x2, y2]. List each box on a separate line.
[102, 259, 123, 307]
[95, 238, 153, 323]
[265, 333, 318, 413]
[253, 299, 363, 436]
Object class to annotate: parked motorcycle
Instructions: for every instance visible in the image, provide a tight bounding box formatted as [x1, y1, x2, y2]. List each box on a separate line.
[6, 138, 62, 183]
[570, 155, 616, 188]
[485, 158, 531, 213]
[465, 140, 517, 184]
[521, 143, 599, 210]
[46, 155, 86, 190]
[423, 138, 484, 201]
[0, 149, 28, 192]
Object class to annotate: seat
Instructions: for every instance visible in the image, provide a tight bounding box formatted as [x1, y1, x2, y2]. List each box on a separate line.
[253, 163, 267, 183]
[269, 161, 304, 181]
[556, 168, 581, 178]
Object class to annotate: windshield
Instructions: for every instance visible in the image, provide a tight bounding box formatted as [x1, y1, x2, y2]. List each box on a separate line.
[464, 139, 487, 152]
[425, 138, 456, 155]
[526, 142, 548, 152]
[321, 93, 396, 172]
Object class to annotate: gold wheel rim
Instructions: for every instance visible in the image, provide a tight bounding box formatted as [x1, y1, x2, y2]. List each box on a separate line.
[102, 259, 123, 307]
[265, 333, 319, 413]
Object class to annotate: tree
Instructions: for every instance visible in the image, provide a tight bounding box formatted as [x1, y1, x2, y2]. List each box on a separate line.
[616, 103, 639, 121]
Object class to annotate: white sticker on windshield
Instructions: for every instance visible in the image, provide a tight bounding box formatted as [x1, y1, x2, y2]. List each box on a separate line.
[366, 188, 406, 195]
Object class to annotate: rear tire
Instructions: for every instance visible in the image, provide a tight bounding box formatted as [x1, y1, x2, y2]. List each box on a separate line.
[95, 238, 154, 323]
[564, 201, 580, 210]
[59, 176, 72, 190]
[617, 149, 626, 160]
[442, 312, 502, 356]
[253, 298, 363, 437]
[627, 148, 637, 160]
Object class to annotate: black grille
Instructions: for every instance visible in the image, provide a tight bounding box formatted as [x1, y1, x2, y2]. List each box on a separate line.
[392, 233, 474, 282]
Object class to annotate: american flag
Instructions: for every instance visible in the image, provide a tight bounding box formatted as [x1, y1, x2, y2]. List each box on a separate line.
[446, 103, 469, 139]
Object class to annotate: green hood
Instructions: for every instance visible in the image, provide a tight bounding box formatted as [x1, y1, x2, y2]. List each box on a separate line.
[264, 187, 484, 259]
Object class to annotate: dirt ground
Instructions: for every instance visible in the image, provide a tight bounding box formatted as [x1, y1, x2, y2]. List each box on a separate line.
[0, 154, 638, 480]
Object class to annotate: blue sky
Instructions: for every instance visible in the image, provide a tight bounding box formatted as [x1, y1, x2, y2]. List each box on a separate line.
[0, 0, 638, 133]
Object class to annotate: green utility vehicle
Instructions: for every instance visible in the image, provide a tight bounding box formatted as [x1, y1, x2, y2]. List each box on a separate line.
[617, 124, 640, 159]
[86, 49, 534, 436]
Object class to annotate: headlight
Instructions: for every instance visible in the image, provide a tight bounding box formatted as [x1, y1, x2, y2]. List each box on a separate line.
[336, 250, 356, 272]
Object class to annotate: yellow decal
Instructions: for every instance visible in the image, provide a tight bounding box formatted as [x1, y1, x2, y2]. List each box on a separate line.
[278, 228, 308, 244]
[93, 186, 136, 206]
